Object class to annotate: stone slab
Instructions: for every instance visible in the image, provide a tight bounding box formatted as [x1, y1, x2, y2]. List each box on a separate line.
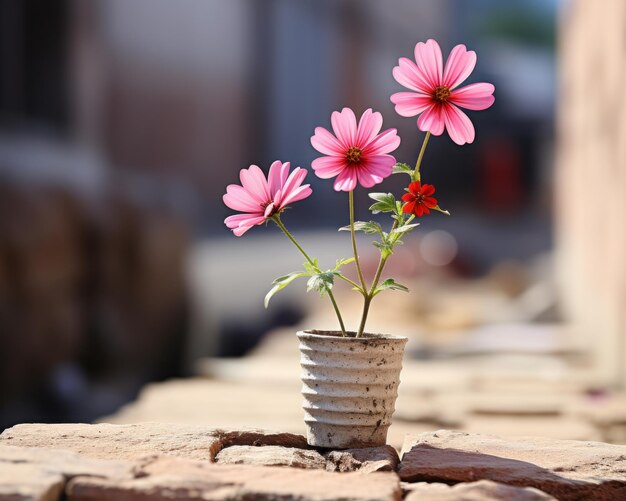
[404, 480, 556, 500]
[463, 416, 601, 441]
[0, 444, 132, 501]
[0, 444, 132, 480]
[0, 463, 64, 501]
[325, 445, 400, 473]
[215, 445, 326, 469]
[68, 457, 402, 501]
[399, 430, 626, 501]
[0, 422, 309, 462]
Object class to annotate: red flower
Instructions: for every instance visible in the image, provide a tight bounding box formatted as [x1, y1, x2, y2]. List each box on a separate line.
[402, 181, 438, 216]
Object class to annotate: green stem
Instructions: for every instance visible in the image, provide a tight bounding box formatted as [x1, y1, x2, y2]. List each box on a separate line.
[369, 255, 389, 295]
[273, 216, 314, 264]
[349, 190, 368, 294]
[273, 215, 347, 336]
[413, 131, 431, 181]
[356, 133, 431, 336]
[326, 291, 347, 337]
[356, 224, 395, 338]
[356, 255, 385, 338]
[356, 296, 371, 339]
[336, 274, 363, 291]
[355, 215, 415, 338]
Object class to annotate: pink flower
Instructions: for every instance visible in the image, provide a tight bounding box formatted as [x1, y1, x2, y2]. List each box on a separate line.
[310, 108, 400, 192]
[391, 39, 495, 145]
[223, 161, 312, 236]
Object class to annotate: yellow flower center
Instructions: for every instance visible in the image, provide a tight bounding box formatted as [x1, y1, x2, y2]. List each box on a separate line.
[433, 85, 451, 103]
[346, 146, 363, 164]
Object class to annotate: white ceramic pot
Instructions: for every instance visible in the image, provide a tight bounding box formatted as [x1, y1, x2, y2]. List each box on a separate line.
[297, 330, 407, 449]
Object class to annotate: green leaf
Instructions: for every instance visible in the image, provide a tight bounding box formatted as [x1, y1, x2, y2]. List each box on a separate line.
[392, 162, 414, 176]
[391, 223, 420, 235]
[338, 221, 383, 235]
[368, 193, 396, 214]
[303, 258, 321, 275]
[391, 201, 407, 222]
[264, 271, 308, 308]
[372, 239, 394, 257]
[373, 278, 409, 296]
[306, 272, 335, 296]
[333, 257, 355, 271]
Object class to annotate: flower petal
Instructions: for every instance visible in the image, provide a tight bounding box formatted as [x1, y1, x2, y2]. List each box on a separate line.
[424, 197, 438, 207]
[414, 39, 443, 88]
[240, 165, 270, 203]
[357, 155, 394, 188]
[403, 201, 416, 214]
[417, 104, 445, 136]
[401, 193, 414, 202]
[263, 202, 275, 218]
[333, 166, 358, 192]
[356, 109, 383, 146]
[312, 156, 346, 179]
[364, 128, 400, 155]
[224, 213, 262, 228]
[443, 104, 475, 145]
[356, 170, 380, 188]
[267, 161, 290, 197]
[233, 224, 257, 237]
[421, 184, 436, 196]
[443, 44, 477, 89]
[364, 154, 395, 178]
[331, 108, 357, 148]
[392, 57, 432, 94]
[280, 184, 312, 207]
[311, 127, 345, 156]
[450, 83, 495, 110]
[408, 181, 422, 195]
[278, 167, 308, 205]
[225, 214, 267, 236]
[390, 92, 432, 117]
[223, 184, 262, 213]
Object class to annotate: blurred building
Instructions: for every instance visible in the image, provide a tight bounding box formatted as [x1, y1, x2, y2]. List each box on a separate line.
[0, 0, 560, 428]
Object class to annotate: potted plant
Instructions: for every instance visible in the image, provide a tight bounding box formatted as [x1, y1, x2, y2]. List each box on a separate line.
[223, 39, 495, 448]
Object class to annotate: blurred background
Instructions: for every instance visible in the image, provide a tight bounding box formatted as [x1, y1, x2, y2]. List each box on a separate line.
[1, 0, 624, 446]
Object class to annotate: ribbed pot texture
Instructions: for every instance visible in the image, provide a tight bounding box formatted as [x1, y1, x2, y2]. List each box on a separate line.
[298, 330, 407, 449]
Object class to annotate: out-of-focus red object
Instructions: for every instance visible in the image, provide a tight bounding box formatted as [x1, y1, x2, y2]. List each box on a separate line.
[479, 137, 523, 212]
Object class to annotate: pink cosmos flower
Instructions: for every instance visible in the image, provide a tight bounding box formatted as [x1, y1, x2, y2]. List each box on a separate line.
[310, 108, 400, 192]
[391, 39, 495, 146]
[223, 161, 312, 236]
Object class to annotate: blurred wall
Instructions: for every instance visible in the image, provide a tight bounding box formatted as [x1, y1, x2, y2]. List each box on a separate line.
[556, 0, 626, 387]
[0, 0, 193, 428]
